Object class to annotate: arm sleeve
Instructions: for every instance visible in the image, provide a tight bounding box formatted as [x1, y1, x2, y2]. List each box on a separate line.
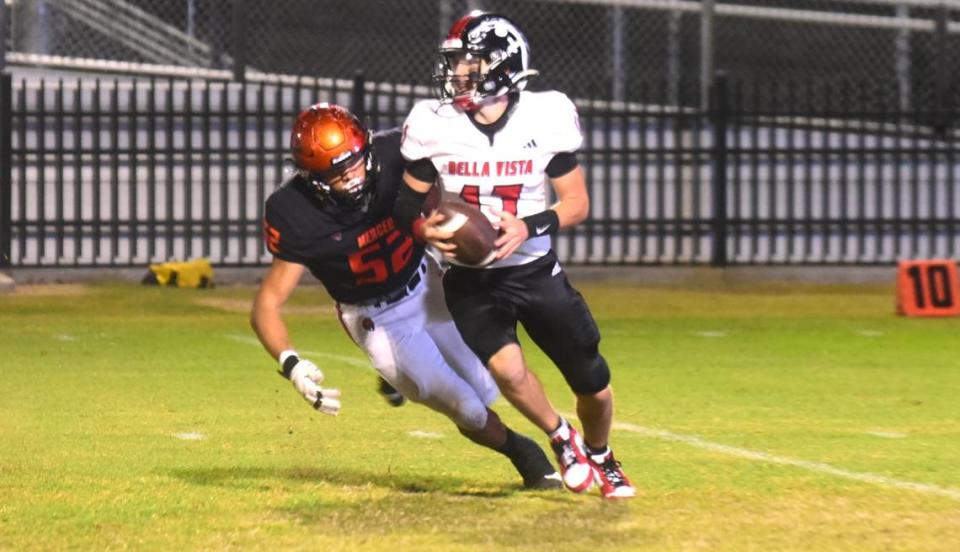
[406, 158, 439, 183]
[545, 151, 578, 178]
[394, 184, 429, 239]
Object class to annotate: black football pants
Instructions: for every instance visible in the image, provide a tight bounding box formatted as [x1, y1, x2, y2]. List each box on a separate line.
[442, 251, 611, 395]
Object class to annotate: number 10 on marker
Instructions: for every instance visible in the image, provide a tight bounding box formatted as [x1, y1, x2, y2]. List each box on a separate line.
[896, 260, 960, 317]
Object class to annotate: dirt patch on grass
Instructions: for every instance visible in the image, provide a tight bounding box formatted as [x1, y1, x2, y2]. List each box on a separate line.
[193, 297, 334, 316]
[14, 284, 92, 296]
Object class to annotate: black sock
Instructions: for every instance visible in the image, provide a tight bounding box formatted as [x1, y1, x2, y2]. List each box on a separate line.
[585, 443, 609, 458]
[494, 428, 521, 457]
[496, 428, 554, 480]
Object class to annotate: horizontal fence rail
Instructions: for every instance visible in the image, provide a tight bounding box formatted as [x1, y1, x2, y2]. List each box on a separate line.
[0, 72, 958, 268]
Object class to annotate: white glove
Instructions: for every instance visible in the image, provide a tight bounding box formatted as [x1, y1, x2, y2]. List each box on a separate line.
[287, 358, 342, 416]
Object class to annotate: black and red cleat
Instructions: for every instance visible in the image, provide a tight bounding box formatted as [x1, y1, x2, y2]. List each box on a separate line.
[549, 422, 593, 493]
[589, 449, 636, 499]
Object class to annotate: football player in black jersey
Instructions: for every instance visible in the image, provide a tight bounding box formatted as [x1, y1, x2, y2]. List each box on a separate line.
[250, 103, 561, 490]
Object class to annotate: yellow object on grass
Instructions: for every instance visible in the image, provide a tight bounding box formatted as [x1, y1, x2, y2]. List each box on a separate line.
[144, 258, 214, 288]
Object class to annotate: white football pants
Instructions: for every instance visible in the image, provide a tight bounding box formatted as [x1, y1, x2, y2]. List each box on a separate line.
[336, 259, 499, 431]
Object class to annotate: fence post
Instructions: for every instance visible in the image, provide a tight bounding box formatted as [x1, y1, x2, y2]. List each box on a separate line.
[351, 70, 366, 122]
[700, 0, 716, 111]
[0, 73, 12, 268]
[0, 0, 8, 267]
[0, 0, 8, 73]
[709, 71, 729, 267]
[932, 5, 949, 135]
[231, 0, 247, 81]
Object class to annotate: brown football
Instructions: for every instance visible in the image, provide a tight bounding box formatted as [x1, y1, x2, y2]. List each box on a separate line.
[434, 200, 498, 267]
[422, 184, 441, 215]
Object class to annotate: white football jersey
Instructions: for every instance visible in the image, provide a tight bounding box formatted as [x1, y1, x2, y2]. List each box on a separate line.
[401, 90, 583, 268]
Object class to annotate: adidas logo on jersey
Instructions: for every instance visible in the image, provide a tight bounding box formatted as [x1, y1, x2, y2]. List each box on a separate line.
[523, 139, 538, 149]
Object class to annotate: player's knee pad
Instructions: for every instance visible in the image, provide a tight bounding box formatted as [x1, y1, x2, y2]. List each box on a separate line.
[451, 399, 488, 432]
[566, 354, 611, 395]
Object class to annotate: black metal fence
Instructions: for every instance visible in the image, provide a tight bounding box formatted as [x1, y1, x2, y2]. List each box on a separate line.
[1, 71, 959, 268]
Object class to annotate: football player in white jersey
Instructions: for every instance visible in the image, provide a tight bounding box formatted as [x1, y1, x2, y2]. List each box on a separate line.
[394, 12, 635, 498]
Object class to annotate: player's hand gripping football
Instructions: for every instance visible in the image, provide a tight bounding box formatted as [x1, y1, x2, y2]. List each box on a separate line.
[492, 208, 528, 260]
[418, 210, 457, 258]
[288, 358, 342, 415]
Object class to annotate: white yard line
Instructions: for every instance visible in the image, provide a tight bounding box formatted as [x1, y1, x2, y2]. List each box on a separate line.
[693, 331, 727, 338]
[610, 420, 960, 501]
[408, 430, 445, 439]
[866, 431, 907, 439]
[225, 333, 371, 369]
[172, 432, 206, 441]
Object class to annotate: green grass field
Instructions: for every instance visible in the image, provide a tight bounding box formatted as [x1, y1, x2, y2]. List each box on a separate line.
[2, 277, 959, 550]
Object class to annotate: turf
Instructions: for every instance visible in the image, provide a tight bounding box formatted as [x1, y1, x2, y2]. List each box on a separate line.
[1, 278, 958, 550]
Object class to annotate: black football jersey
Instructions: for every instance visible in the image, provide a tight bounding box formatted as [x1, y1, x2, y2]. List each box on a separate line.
[263, 129, 425, 304]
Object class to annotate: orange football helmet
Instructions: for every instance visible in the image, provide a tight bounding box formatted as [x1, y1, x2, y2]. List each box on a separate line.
[290, 103, 375, 209]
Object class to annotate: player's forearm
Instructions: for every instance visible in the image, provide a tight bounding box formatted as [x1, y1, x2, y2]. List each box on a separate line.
[549, 166, 590, 228]
[551, 198, 589, 228]
[250, 300, 292, 361]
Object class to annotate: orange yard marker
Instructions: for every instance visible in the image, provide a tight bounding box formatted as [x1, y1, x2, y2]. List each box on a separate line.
[896, 260, 960, 317]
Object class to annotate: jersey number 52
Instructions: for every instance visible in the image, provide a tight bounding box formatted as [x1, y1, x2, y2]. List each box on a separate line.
[348, 230, 414, 286]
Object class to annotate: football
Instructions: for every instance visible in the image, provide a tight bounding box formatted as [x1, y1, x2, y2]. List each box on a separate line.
[422, 184, 441, 215]
[434, 200, 498, 267]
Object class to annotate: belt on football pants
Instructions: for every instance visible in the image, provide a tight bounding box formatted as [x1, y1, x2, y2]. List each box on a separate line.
[357, 259, 427, 308]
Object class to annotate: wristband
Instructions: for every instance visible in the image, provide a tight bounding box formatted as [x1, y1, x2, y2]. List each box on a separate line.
[278, 349, 300, 379]
[521, 209, 560, 240]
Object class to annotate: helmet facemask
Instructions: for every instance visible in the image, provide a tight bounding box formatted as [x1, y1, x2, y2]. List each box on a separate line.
[300, 146, 376, 212]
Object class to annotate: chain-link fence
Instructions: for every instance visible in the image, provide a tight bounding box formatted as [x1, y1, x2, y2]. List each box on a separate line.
[4, 0, 960, 110]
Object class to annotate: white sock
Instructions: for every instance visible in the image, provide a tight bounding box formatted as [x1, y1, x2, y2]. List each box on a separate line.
[548, 418, 570, 441]
[589, 446, 611, 463]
